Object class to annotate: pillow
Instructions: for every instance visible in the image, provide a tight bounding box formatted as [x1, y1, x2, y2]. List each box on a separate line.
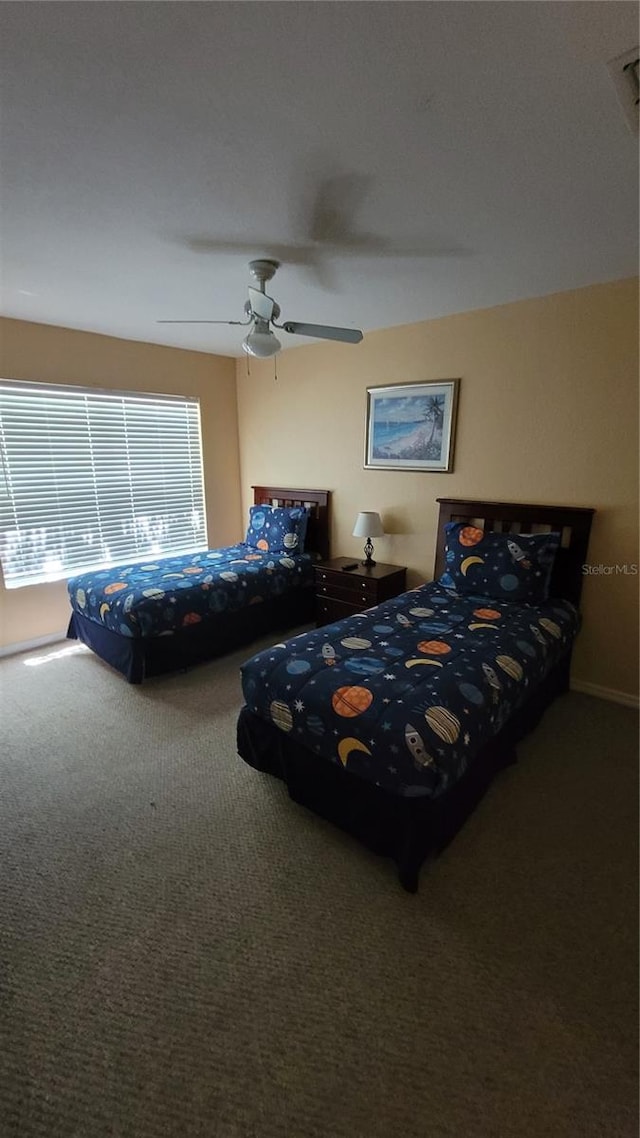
[438, 522, 561, 602]
[245, 505, 309, 555]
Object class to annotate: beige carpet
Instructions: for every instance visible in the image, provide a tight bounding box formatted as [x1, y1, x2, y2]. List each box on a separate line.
[0, 636, 637, 1138]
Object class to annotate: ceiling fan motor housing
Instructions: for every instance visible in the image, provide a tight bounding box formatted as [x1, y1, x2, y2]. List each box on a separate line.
[244, 297, 281, 321]
[158, 257, 362, 349]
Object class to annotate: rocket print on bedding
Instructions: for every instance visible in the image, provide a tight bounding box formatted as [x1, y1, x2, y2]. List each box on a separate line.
[68, 545, 314, 638]
[240, 582, 579, 801]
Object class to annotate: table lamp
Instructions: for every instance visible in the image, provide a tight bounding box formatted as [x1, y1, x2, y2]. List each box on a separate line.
[352, 511, 385, 567]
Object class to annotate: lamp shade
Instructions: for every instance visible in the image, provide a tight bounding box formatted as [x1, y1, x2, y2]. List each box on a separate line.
[352, 511, 384, 538]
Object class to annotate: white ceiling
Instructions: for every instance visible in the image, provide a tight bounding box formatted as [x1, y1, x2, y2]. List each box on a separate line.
[1, 1, 638, 358]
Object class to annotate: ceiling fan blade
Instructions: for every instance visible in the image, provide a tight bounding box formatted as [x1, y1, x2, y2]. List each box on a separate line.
[156, 319, 250, 325]
[281, 321, 363, 344]
[248, 287, 274, 321]
[324, 240, 470, 258]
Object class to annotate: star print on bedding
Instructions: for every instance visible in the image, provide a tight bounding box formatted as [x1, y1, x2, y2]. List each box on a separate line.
[438, 523, 560, 602]
[67, 545, 314, 638]
[245, 505, 309, 555]
[240, 582, 579, 800]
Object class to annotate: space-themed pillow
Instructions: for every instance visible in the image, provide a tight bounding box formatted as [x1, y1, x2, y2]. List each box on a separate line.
[438, 523, 561, 603]
[245, 505, 309, 555]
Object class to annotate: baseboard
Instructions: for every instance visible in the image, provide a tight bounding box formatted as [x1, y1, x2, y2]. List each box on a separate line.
[570, 679, 639, 710]
[0, 631, 67, 659]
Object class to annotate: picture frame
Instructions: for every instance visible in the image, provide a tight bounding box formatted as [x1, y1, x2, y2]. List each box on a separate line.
[364, 379, 460, 472]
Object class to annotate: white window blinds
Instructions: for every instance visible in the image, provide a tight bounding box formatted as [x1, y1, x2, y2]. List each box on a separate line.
[0, 380, 208, 588]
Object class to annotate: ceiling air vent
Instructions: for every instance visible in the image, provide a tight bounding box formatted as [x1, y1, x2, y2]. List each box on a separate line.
[607, 47, 639, 135]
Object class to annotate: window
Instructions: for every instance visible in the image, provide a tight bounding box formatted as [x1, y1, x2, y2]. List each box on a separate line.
[0, 380, 207, 588]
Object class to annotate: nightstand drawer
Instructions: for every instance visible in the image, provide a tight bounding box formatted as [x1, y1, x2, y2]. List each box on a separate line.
[316, 578, 376, 604]
[313, 558, 407, 628]
[316, 567, 357, 588]
[316, 596, 361, 626]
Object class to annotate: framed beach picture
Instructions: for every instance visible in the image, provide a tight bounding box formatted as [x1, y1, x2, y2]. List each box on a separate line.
[364, 380, 460, 472]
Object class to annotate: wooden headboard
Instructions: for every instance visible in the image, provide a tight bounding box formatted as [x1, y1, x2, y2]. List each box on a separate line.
[435, 498, 595, 607]
[252, 486, 331, 561]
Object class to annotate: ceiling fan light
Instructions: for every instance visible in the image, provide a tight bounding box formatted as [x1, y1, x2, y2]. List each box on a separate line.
[242, 328, 281, 358]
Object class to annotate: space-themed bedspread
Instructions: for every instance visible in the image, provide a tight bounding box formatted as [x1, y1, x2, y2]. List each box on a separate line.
[240, 583, 579, 800]
[67, 546, 315, 639]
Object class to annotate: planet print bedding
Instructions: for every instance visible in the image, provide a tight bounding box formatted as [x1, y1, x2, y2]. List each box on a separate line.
[67, 545, 315, 639]
[239, 581, 579, 801]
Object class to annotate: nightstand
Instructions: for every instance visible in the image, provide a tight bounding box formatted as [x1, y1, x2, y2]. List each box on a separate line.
[314, 557, 407, 627]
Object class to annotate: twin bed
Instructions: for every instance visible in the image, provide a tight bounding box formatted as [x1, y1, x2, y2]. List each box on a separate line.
[236, 496, 594, 891]
[66, 487, 594, 892]
[66, 486, 330, 683]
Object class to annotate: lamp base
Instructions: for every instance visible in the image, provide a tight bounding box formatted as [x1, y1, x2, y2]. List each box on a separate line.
[362, 539, 376, 567]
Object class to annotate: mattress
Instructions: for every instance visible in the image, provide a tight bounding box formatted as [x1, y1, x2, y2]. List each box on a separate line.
[240, 582, 579, 800]
[67, 545, 315, 639]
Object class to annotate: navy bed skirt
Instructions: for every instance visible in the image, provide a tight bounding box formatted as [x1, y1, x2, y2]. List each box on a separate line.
[68, 588, 315, 683]
[236, 652, 572, 892]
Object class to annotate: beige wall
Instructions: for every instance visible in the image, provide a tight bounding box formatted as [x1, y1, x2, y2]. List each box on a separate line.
[0, 318, 241, 648]
[236, 278, 639, 700]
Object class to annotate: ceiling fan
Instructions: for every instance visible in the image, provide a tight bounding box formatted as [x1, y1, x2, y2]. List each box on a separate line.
[158, 259, 363, 358]
[182, 174, 468, 292]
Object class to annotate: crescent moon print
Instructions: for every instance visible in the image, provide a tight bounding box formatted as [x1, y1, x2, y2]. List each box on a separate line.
[236, 567, 581, 805]
[337, 737, 372, 767]
[460, 556, 484, 575]
[70, 538, 331, 642]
